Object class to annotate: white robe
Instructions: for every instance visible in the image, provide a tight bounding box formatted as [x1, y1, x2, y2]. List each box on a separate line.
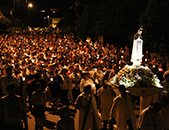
[161, 104, 169, 129]
[75, 93, 102, 130]
[138, 106, 161, 130]
[80, 78, 96, 94]
[97, 87, 114, 121]
[110, 94, 137, 130]
[140, 94, 159, 112]
[60, 75, 73, 101]
[94, 70, 104, 86]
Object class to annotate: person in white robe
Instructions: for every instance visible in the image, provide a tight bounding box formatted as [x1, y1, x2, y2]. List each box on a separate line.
[161, 72, 169, 91]
[138, 101, 162, 130]
[94, 64, 104, 88]
[60, 69, 73, 105]
[160, 91, 169, 130]
[69, 68, 82, 101]
[110, 85, 137, 130]
[97, 81, 116, 129]
[75, 85, 102, 130]
[80, 72, 96, 94]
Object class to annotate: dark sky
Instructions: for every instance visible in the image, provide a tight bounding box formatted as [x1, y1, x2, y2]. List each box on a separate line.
[0, 0, 75, 9]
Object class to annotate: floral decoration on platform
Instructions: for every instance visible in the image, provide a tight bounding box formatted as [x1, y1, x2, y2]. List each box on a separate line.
[110, 65, 163, 88]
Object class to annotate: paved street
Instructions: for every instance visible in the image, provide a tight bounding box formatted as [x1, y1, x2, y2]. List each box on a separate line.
[27, 102, 77, 130]
[26, 102, 140, 130]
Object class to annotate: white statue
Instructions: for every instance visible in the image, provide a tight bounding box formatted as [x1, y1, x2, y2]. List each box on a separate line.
[131, 26, 143, 65]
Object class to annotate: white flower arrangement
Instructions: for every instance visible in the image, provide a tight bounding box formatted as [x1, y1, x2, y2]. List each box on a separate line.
[110, 65, 163, 88]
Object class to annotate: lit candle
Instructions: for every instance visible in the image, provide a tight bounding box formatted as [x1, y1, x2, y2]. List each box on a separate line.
[50, 78, 53, 81]
[23, 77, 25, 81]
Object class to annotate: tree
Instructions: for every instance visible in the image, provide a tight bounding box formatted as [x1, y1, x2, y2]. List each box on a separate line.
[139, 0, 169, 54]
[74, 0, 142, 48]
[0, 10, 12, 33]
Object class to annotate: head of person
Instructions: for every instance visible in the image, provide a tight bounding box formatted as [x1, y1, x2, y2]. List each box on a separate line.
[54, 68, 58, 76]
[96, 64, 101, 70]
[7, 83, 16, 96]
[36, 63, 42, 71]
[22, 67, 26, 75]
[60, 106, 71, 118]
[159, 91, 169, 107]
[164, 73, 169, 82]
[150, 101, 162, 113]
[48, 64, 53, 72]
[29, 67, 35, 75]
[61, 68, 68, 76]
[102, 78, 108, 89]
[73, 68, 78, 74]
[6, 66, 12, 76]
[36, 82, 42, 92]
[35, 72, 41, 80]
[148, 64, 153, 70]
[84, 85, 91, 95]
[119, 85, 126, 98]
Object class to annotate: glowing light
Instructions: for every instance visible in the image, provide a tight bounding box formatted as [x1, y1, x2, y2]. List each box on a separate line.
[23, 77, 25, 81]
[158, 68, 162, 71]
[50, 78, 53, 81]
[28, 3, 33, 8]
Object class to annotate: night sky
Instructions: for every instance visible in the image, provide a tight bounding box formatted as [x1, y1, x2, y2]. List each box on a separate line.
[0, 0, 75, 9]
[0, 0, 75, 26]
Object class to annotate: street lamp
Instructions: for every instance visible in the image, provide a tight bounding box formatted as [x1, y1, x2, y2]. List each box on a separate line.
[28, 3, 33, 26]
[28, 3, 33, 8]
[47, 15, 50, 27]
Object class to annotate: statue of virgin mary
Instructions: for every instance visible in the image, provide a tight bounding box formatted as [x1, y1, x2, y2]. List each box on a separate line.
[131, 26, 143, 65]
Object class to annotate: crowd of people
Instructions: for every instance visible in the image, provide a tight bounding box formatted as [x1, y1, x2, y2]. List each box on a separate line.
[0, 28, 169, 130]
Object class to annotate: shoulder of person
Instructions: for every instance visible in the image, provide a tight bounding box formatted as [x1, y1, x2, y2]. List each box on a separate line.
[114, 95, 121, 101]
[76, 92, 85, 99]
[0, 95, 8, 100]
[1, 75, 6, 79]
[57, 118, 62, 124]
[140, 106, 150, 115]
[32, 91, 36, 95]
[97, 87, 103, 92]
[15, 94, 22, 98]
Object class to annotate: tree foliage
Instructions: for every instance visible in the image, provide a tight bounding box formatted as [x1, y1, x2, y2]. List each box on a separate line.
[0, 10, 24, 34]
[139, 0, 169, 54]
[0, 11, 12, 33]
[73, 0, 142, 48]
